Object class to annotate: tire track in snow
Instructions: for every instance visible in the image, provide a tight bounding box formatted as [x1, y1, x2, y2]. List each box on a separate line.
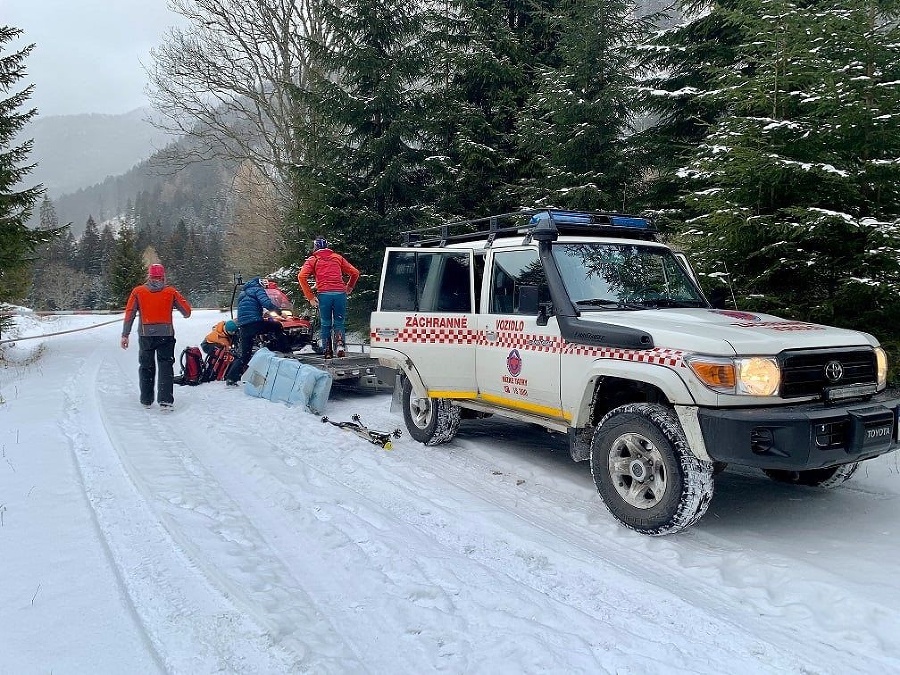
[130, 384, 709, 674]
[418, 427, 900, 674]
[252, 401, 888, 674]
[166, 393, 614, 673]
[69, 347, 337, 673]
[183, 395, 808, 675]
[60, 368, 168, 675]
[167, 409, 478, 673]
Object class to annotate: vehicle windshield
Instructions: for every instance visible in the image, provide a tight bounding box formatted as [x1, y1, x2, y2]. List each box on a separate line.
[552, 242, 708, 309]
[265, 286, 294, 311]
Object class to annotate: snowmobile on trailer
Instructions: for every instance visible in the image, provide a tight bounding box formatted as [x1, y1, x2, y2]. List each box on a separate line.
[229, 274, 392, 392]
[228, 274, 317, 353]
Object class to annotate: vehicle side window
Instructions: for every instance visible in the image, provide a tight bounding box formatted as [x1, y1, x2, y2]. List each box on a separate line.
[473, 253, 485, 313]
[490, 250, 549, 314]
[420, 252, 471, 312]
[380, 251, 472, 313]
[381, 251, 418, 311]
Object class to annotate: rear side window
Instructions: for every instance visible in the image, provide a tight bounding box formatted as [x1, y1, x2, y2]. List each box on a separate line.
[380, 251, 472, 313]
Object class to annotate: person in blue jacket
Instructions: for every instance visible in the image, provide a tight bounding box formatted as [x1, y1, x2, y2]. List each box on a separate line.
[225, 277, 283, 385]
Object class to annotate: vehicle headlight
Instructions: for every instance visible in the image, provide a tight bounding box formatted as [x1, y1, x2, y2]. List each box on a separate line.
[736, 357, 781, 395]
[687, 355, 781, 396]
[875, 346, 888, 389]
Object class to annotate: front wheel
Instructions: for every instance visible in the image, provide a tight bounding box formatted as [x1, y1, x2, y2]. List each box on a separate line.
[590, 403, 715, 535]
[402, 378, 461, 446]
[763, 462, 859, 488]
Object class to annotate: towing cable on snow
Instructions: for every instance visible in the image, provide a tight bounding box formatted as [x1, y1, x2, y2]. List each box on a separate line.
[0, 312, 123, 346]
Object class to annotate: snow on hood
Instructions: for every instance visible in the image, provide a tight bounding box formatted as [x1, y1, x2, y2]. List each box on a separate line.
[577, 308, 878, 356]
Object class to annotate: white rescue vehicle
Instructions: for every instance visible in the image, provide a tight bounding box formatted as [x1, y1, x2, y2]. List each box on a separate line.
[369, 210, 900, 535]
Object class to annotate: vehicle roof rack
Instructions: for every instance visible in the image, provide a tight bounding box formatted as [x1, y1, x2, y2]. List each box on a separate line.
[402, 209, 657, 247]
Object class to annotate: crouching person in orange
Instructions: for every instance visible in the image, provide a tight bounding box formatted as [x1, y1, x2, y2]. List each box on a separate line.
[121, 263, 192, 409]
[201, 319, 238, 356]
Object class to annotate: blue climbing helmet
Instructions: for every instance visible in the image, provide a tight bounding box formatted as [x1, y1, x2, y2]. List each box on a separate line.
[314, 237, 328, 251]
[224, 319, 238, 334]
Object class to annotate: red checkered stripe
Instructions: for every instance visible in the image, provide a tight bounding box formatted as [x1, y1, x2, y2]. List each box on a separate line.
[371, 327, 479, 344]
[488, 331, 685, 366]
[479, 332, 563, 353]
[373, 327, 686, 367]
[564, 344, 686, 367]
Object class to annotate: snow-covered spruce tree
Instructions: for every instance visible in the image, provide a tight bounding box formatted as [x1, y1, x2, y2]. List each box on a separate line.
[0, 27, 47, 307]
[421, 0, 538, 218]
[677, 0, 900, 338]
[27, 195, 66, 310]
[75, 215, 102, 276]
[630, 0, 749, 224]
[516, 0, 650, 212]
[292, 0, 433, 324]
[424, 0, 590, 218]
[108, 225, 145, 307]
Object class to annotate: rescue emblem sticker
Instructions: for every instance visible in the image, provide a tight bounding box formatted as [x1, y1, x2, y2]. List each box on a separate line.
[503, 349, 528, 396]
[507, 349, 522, 376]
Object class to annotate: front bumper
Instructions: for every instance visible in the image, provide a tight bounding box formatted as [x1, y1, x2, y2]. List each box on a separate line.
[697, 391, 900, 470]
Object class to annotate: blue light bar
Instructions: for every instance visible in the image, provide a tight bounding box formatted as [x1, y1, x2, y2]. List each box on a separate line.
[528, 210, 651, 229]
[609, 215, 650, 228]
[550, 210, 594, 224]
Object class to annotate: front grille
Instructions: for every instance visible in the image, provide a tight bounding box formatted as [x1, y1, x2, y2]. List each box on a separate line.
[780, 348, 876, 399]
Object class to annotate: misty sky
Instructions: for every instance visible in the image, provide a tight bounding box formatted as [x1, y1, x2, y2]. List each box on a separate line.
[5, 0, 184, 118]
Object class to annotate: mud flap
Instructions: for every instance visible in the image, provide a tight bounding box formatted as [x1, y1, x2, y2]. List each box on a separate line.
[390, 372, 403, 414]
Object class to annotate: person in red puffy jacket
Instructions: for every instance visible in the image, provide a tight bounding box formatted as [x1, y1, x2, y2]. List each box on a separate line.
[297, 237, 359, 358]
[121, 263, 192, 409]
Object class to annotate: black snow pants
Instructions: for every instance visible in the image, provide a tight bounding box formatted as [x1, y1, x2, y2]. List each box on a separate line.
[138, 336, 177, 406]
[224, 320, 282, 383]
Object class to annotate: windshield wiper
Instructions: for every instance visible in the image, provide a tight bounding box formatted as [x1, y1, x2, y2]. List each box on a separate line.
[575, 298, 645, 311]
[638, 298, 708, 309]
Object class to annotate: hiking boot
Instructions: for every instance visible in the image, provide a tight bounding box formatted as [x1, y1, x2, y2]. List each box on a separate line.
[159, 402, 174, 411]
[142, 403, 152, 409]
[225, 380, 239, 387]
[335, 342, 346, 358]
[323, 348, 334, 359]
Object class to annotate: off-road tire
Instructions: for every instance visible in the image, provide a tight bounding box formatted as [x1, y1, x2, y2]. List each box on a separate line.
[402, 378, 461, 446]
[591, 403, 715, 535]
[763, 462, 860, 488]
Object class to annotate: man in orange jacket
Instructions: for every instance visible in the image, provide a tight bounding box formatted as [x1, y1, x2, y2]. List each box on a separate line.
[121, 263, 192, 409]
[297, 237, 359, 358]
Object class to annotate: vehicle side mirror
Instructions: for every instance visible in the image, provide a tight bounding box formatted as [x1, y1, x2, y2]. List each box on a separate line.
[709, 287, 728, 309]
[518, 285, 539, 314]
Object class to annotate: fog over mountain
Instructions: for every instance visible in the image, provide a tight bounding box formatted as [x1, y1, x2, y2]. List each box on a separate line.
[26, 107, 171, 201]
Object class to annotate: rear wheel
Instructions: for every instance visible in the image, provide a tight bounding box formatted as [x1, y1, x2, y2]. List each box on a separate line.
[402, 378, 461, 446]
[763, 462, 859, 488]
[591, 403, 715, 535]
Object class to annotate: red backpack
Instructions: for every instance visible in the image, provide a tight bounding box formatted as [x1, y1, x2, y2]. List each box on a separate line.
[202, 345, 234, 382]
[175, 346, 204, 386]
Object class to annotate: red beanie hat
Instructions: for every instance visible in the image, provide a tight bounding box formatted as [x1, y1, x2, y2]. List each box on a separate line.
[148, 263, 165, 280]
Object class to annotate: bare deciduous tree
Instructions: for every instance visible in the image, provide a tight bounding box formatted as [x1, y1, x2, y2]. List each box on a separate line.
[224, 161, 282, 276]
[147, 0, 328, 217]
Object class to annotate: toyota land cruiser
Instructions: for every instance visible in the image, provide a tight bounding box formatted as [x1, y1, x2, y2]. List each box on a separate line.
[369, 210, 900, 535]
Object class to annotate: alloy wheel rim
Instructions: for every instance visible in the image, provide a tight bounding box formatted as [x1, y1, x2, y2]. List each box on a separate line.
[409, 396, 432, 429]
[608, 432, 668, 509]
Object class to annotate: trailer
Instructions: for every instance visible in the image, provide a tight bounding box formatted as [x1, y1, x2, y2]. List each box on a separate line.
[228, 275, 394, 393]
[283, 345, 395, 392]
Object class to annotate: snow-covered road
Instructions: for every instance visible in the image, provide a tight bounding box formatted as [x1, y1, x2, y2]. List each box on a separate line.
[2, 310, 899, 674]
